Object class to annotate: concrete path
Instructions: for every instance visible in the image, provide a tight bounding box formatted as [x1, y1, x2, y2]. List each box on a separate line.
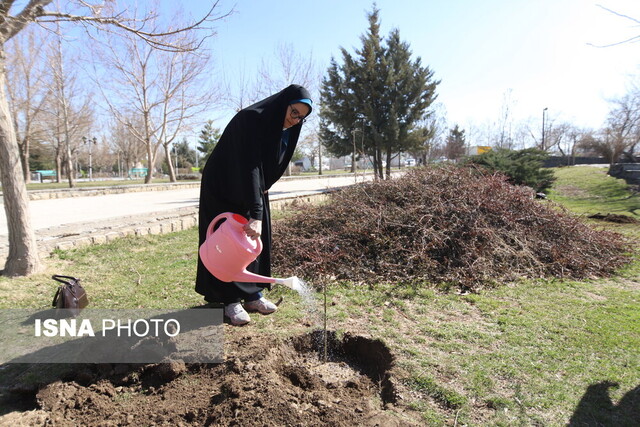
[0, 174, 366, 236]
[0, 174, 373, 268]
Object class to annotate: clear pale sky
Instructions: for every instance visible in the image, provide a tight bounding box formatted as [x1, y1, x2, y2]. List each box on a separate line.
[189, 0, 640, 130]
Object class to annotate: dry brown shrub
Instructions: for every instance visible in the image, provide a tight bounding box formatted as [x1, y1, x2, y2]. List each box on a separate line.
[272, 165, 631, 290]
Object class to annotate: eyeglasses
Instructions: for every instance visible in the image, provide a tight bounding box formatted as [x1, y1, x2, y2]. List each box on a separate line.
[290, 106, 307, 123]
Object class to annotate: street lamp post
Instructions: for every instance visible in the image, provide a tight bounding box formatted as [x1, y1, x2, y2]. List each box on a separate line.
[83, 136, 97, 180]
[541, 107, 548, 151]
[194, 136, 199, 169]
[351, 117, 365, 181]
[351, 128, 357, 182]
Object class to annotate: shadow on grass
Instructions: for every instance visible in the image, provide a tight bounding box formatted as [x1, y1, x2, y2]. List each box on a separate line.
[568, 381, 639, 426]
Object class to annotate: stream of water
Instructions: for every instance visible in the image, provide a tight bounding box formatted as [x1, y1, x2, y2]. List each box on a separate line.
[287, 277, 328, 360]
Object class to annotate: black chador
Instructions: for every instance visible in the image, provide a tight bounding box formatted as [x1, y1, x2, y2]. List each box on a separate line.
[196, 85, 312, 304]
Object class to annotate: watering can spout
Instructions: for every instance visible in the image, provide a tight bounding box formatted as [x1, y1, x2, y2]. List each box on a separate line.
[232, 270, 277, 285]
[274, 276, 302, 292]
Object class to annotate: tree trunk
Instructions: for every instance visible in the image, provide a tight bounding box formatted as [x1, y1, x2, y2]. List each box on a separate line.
[385, 150, 392, 179]
[65, 142, 75, 187]
[53, 25, 79, 188]
[144, 139, 153, 184]
[20, 135, 31, 183]
[374, 147, 383, 180]
[55, 150, 62, 183]
[165, 144, 176, 182]
[0, 61, 40, 276]
[351, 151, 356, 173]
[142, 109, 155, 184]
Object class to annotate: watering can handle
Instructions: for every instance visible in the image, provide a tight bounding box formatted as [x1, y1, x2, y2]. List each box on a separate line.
[206, 212, 262, 253]
[207, 212, 236, 237]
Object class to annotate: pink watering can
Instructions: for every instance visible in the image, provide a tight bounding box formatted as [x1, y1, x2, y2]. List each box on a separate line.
[199, 212, 301, 291]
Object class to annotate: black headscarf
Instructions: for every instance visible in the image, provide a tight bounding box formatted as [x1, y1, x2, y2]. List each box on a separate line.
[201, 84, 312, 220]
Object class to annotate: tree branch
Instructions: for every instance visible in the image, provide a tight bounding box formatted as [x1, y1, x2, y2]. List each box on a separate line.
[34, 1, 226, 52]
[1, 0, 52, 41]
[2, 1, 230, 52]
[588, 5, 640, 48]
[596, 4, 640, 24]
[0, 1, 16, 19]
[587, 34, 640, 48]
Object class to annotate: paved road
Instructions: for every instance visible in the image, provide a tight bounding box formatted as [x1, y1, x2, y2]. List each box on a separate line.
[0, 174, 368, 241]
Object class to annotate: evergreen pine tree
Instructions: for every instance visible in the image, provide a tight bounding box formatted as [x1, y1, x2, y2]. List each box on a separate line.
[444, 125, 466, 160]
[320, 6, 439, 179]
[468, 148, 556, 192]
[197, 120, 221, 165]
[174, 138, 197, 168]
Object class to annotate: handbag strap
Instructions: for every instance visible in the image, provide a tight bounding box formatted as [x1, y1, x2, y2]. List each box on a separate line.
[52, 275, 79, 285]
[52, 286, 62, 307]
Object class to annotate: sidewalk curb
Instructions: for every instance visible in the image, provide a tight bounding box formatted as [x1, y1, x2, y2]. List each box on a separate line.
[25, 182, 202, 201]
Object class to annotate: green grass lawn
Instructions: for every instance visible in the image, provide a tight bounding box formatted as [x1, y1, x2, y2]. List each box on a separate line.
[546, 165, 640, 218]
[0, 165, 638, 425]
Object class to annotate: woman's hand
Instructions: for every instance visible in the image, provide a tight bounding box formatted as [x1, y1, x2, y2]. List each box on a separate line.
[243, 219, 262, 240]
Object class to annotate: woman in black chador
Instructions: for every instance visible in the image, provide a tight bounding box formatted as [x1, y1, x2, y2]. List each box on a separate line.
[196, 85, 312, 325]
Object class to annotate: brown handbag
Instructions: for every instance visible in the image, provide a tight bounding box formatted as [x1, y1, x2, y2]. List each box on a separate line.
[52, 275, 89, 316]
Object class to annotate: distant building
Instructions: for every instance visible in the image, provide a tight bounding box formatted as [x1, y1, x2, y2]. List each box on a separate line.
[293, 157, 312, 171]
[467, 146, 491, 156]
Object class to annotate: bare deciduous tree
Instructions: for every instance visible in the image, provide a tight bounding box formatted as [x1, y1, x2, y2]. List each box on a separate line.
[95, 17, 214, 183]
[0, 0, 226, 276]
[41, 88, 93, 183]
[224, 42, 319, 113]
[406, 102, 447, 164]
[582, 91, 640, 164]
[256, 42, 318, 98]
[544, 121, 586, 165]
[495, 89, 515, 149]
[221, 43, 319, 176]
[156, 41, 214, 181]
[47, 21, 95, 186]
[579, 129, 623, 164]
[609, 90, 640, 162]
[109, 114, 145, 178]
[221, 64, 259, 113]
[5, 25, 51, 182]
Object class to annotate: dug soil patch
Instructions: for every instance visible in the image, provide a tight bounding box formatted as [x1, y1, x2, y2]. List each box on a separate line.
[2, 330, 415, 426]
[587, 213, 640, 224]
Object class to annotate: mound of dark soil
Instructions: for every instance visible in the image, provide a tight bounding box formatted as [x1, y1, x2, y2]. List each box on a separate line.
[588, 213, 640, 224]
[273, 166, 630, 290]
[2, 331, 415, 426]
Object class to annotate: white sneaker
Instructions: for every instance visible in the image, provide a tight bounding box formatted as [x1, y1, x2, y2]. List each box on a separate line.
[224, 302, 251, 325]
[244, 297, 278, 314]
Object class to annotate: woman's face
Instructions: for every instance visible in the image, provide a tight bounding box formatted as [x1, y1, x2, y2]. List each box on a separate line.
[284, 103, 311, 129]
